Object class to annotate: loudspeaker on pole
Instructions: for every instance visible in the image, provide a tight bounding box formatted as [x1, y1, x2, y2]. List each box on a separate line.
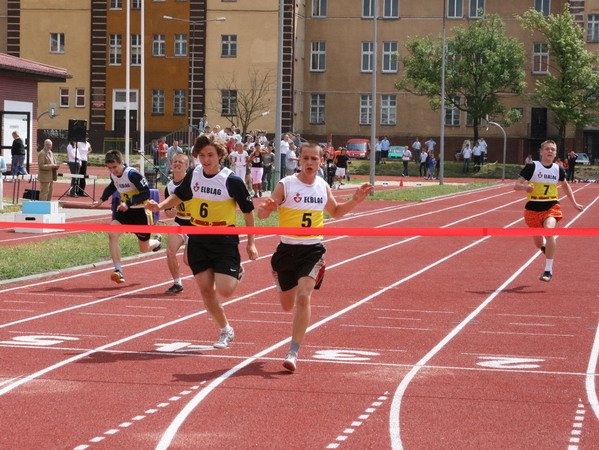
[67, 119, 87, 142]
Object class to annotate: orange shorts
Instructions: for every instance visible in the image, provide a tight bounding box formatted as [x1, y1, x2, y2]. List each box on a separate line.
[524, 204, 563, 228]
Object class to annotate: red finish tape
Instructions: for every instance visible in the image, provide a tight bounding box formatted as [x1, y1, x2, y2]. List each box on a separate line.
[0, 221, 598, 237]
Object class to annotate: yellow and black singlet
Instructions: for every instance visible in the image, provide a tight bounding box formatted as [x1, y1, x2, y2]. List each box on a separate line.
[174, 166, 254, 244]
[519, 161, 565, 211]
[166, 178, 192, 225]
[100, 165, 150, 208]
[278, 175, 328, 245]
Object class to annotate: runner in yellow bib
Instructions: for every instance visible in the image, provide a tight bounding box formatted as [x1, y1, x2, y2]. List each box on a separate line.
[258, 142, 373, 372]
[514, 140, 583, 282]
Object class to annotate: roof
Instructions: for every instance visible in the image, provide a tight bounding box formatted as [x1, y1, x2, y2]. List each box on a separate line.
[0, 53, 71, 82]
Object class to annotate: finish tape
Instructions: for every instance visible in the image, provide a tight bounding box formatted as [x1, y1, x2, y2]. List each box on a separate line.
[1, 221, 598, 237]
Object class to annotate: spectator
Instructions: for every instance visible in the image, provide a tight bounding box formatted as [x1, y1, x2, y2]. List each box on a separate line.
[426, 151, 436, 180]
[261, 142, 275, 192]
[78, 136, 92, 195]
[566, 150, 577, 182]
[280, 134, 290, 175]
[198, 114, 208, 133]
[462, 143, 472, 173]
[37, 139, 59, 201]
[249, 144, 265, 197]
[380, 136, 390, 164]
[286, 142, 298, 176]
[229, 143, 249, 181]
[334, 148, 350, 189]
[374, 138, 382, 165]
[478, 138, 487, 166]
[472, 141, 482, 172]
[412, 137, 422, 162]
[66, 139, 82, 196]
[10, 130, 27, 180]
[425, 137, 436, 154]
[167, 140, 183, 170]
[419, 148, 428, 177]
[401, 147, 412, 177]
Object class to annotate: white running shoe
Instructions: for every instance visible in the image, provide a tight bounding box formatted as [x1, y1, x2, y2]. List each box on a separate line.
[283, 351, 298, 372]
[213, 328, 235, 349]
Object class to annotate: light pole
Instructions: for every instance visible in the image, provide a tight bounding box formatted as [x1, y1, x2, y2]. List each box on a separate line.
[163, 16, 225, 148]
[369, 0, 378, 194]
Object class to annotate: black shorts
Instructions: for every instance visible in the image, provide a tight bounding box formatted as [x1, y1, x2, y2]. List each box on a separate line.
[381, 150, 389, 158]
[271, 242, 326, 292]
[187, 239, 242, 279]
[114, 207, 152, 241]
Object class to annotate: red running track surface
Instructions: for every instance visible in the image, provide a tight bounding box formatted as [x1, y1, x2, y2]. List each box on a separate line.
[0, 183, 598, 449]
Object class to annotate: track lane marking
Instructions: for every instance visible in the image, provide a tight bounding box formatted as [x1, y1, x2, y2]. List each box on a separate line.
[389, 192, 599, 449]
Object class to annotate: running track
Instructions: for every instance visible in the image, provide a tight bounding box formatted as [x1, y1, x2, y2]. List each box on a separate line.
[0, 183, 598, 449]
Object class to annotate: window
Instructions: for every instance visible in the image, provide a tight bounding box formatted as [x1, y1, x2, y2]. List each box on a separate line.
[448, 0, 463, 18]
[382, 41, 398, 73]
[381, 95, 396, 125]
[175, 34, 188, 57]
[49, 33, 65, 53]
[310, 41, 326, 72]
[221, 90, 237, 116]
[75, 88, 85, 108]
[131, 34, 141, 65]
[221, 35, 237, 57]
[59, 88, 69, 108]
[109, 34, 121, 65]
[588, 15, 599, 43]
[383, 0, 399, 18]
[532, 43, 549, 74]
[362, 0, 374, 18]
[361, 42, 373, 72]
[153, 34, 165, 56]
[152, 89, 165, 114]
[535, 0, 550, 17]
[310, 94, 325, 124]
[132, 0, 141, 9]
[466, 112, 480, 127]
[174, 89, 186, 115]
[445, 96, 460, 126]
[360, 95, 372, 125]
[312, 0, 327, 17]
[469, 0, 484, 18]
[110, 0, 122, 9]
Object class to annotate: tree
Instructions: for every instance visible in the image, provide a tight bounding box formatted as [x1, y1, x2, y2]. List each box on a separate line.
[519, 4, 599, 157]
[213, 69, 273, 136]
[397, 15, 526, 142]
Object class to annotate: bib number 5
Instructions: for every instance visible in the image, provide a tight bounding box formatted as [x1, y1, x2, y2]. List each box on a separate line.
[301, 212, 312, 227]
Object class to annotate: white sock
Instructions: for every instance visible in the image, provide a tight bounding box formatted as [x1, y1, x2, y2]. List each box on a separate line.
[174, 278, 181, 285]
[221, 324, 233, 334]
[544, 259, 554, 272]
[115, 262, 122, 272]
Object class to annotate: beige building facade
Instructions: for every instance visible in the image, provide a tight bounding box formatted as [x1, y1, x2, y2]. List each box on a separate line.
[4, 0, 598, 162]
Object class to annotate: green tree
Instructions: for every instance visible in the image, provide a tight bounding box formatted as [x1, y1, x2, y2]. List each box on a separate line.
[519, 4, 599, 157]
[397, 15, 526, 142]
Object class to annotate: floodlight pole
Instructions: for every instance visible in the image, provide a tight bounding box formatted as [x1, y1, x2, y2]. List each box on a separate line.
[439, 0, 447, 185]
[369, 0, 378, 195]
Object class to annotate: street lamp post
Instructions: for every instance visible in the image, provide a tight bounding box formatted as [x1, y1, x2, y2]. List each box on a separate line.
[487, 119, 507, 181]
[163, 16, 225, 148]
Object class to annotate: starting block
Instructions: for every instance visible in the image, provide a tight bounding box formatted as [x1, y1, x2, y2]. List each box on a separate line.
[14, 201, 65, 233]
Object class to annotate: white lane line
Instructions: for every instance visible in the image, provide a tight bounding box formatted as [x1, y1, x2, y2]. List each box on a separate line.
[389, 190, 599, 450]
[0, 308, 34, 312]
[568, 400, 586, 448]
[79, 313, 165, 318]
[479, 331, 574, 337]
[585, 322, 599, 420]
[498, 314, 582, 319]
[373, 308, 455, 314]
[508, 323, 556, 327]
[341, 324, 432, 331]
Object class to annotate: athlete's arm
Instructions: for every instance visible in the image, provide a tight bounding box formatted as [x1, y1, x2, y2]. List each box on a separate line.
[92, 179, 116, 208]
[324, 183, 373, 219]
[257, 181, 285, 219]
[243, 211, 258, 260]
[560, 180, 584, 211]
[514, 176, 534, 193]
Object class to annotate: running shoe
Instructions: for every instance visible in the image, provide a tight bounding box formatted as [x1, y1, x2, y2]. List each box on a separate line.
[213, 328, 235, 349]
[539, 271, 552, 282]
[152, 235, 162, 252]
[110, 270, 125, 284]
[283, 351, 298, 372]
[165, 283, 183, 294]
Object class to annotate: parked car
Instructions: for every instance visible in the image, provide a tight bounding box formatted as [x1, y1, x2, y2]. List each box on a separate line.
[387, 146, 407, 160]
[345, 139, 370, 159]
[575, 152, 591, 165]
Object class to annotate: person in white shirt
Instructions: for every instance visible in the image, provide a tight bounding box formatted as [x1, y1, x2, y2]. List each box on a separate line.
[419, 149, 428, 177]
[462, 143, 473, 173]
[279, 134, 290, 175]
[472, 142, 482, 172]
[478, 138, 488, 166]
[229, 143, 249, 180]
[286, 145, 298, 176]
[66, 140, 82, 196]
[401, 148, 412, 177]
[412, 137, 422, 162]
[78, 137, 92, 195]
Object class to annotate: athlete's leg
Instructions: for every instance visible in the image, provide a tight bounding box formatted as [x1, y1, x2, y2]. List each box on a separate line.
[108, 220, 122, 267]
[543, 216, 557, 259]
[195, 269, 228, 328]
[291, 276, 316, 345]
[279, 286, 298, 312]
[166, 233, 185, 280]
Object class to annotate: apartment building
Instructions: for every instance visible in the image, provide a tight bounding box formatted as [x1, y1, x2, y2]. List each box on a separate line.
[3, 0, 598, 162]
